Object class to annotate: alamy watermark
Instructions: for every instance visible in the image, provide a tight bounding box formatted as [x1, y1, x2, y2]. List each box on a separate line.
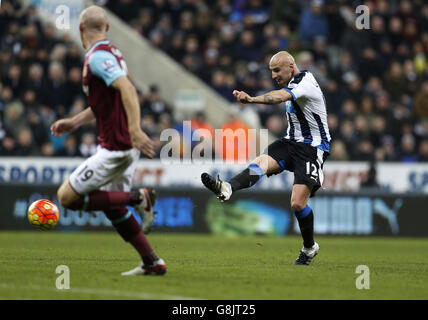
[158, 121, 269, 166]
[355, 5, 370, 30]
[355, 265, 370, 290]
[55, 5, 71, 30]
[56, 265, 70, 290]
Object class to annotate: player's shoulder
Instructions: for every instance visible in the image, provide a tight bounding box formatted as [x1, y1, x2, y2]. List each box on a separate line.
[290, 70, 309, 85]
[102, 43, 124, 60]
[87, 47, 126, 85]
[294, 71, 321, 90]
[90, 41, 125, 62]
[89, 41, 123, 57]
[88, 49, 117, 70]
[291, 70, 318, 86]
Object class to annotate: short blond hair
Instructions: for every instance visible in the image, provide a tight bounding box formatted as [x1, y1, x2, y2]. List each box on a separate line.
[80, 5, 108, 33]
[269, 51, 296, 67]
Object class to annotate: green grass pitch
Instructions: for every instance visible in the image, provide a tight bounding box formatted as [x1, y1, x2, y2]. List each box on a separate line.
[0, 231, 427, 300]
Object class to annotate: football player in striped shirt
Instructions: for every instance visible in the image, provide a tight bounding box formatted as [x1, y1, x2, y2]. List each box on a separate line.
[202, 51, 331, 266]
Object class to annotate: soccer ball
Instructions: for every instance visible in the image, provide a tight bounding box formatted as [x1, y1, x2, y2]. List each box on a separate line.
[28, 199, 60, 230]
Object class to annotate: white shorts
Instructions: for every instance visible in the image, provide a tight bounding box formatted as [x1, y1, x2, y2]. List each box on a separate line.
[69, 146, 140, 195]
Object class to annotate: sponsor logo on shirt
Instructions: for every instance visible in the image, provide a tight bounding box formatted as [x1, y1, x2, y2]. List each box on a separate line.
[102, 59, 118, 77]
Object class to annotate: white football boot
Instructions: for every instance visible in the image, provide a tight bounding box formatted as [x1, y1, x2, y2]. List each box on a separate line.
[201, 173, 232, 202]
[294, 242, 320, 265]
[133, 188, 157, 234]
[121, 259, 166, 276]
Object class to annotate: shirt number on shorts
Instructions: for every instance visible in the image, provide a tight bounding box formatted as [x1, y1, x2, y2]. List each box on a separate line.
[78, 165, 94, 182]
[306, 161, 318, 177]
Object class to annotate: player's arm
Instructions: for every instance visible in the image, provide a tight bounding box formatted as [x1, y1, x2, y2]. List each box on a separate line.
[88, 50, 154, 158]
[233, 89, 292, 105]
[111, 76, 140, 132]
[111, 76, 155, 158]
[70, 107, 96, 127]
[51, 107, 95, 137]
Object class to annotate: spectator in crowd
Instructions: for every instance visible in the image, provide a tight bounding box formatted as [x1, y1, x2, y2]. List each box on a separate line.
[79, 132, 97, 158]
[143, 85, 173, 123]
[383, 61, 410, 104]
[339, 119, 357, 157]
[44, 61, 67, 116]
[3, 64, 24, 97]
[211, 70, 235, 102]
[4, 100, 26, 139]
[324, 79, 344, 115]
[399, 134, 419, 162]
[355, 139, 375, 162]
[360, 163, 380, 189]
[329, 140, 349, 161]
[415, 120, 428, 141]
[40, 141, 55, 156]
[1, 135, 17, 156]
[15, 127, 37, 156]
[381, 136, 397, 162]
[190, 111, 214, 137]
[418, 139, 428, 161]
[55, 134, 80, 157]
[234, 29, 260, 62]
[25, 63, 47, 96]
[413, 80, 428, 118]
[189, 111, 215, 159]
[298, 0, 328, 45]
[141, 114, 158, 138]
[265, 114, 286, 138]
[217, 113, 250, 162]
[26, 110, 48, 147]
[65, 66, 84, 110]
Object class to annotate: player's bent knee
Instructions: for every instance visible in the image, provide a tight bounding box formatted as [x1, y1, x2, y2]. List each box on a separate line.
[57, 190, 72, 208]
[57, 182, 80, 209]
[291, 201, 307, 212]
[252, 154, 278, 175]
[57, 187, 66, 207]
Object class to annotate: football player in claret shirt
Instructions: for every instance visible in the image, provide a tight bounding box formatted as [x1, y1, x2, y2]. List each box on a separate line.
[51, 5, 166, 276]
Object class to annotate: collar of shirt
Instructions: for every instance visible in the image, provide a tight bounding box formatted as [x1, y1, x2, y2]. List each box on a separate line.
[86, 40, 110, 57]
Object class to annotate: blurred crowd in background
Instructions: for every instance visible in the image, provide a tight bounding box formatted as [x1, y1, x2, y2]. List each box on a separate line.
[1, 0, 428, 162]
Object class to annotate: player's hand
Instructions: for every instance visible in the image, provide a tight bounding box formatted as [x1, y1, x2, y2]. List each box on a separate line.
[50, 119, 76, 137]
[131, 130, 155, 159]
[233, 90, 253, 104]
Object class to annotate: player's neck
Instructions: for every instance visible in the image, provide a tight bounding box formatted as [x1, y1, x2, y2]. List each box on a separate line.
[85, 35, 108, 52]
[293, 67, 301, 78]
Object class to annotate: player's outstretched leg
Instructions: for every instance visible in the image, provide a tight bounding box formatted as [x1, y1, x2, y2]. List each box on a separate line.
[201, 163, 264, 202]
[58, 181, 156, 234]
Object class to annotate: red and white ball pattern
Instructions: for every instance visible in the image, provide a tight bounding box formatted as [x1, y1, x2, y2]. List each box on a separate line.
[28, 199, 59, 231]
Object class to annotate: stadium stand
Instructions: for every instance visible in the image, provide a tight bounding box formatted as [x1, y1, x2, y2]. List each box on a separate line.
[1, 0, 427, 162]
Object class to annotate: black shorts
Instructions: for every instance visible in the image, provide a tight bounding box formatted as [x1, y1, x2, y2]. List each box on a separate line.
[265, 139, 329, 197]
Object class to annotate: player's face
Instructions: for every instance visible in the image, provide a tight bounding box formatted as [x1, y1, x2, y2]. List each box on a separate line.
[270, 61, 292, 87]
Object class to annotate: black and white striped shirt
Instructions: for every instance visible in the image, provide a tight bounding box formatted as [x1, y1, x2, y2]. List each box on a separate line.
[283, 70, 331, 153]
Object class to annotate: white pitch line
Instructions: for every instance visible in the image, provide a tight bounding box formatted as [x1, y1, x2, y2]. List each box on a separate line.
[0, 283, 202, 300]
